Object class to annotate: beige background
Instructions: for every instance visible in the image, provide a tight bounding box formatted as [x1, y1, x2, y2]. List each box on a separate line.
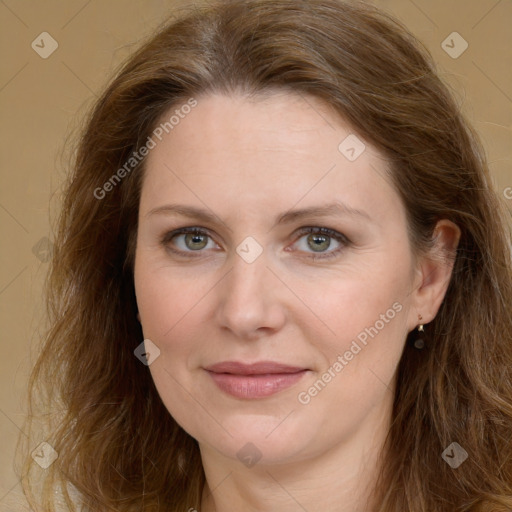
[0, 0, 510, 509]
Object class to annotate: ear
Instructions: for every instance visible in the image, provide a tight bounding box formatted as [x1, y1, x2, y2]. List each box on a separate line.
[408, 219, 461, 329]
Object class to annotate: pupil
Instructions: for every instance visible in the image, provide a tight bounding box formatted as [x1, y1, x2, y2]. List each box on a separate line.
[308, 234, 330, 252]
[186, 233, 207, 250]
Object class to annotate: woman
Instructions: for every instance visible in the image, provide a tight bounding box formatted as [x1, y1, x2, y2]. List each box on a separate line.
[18, 0, 512, 510]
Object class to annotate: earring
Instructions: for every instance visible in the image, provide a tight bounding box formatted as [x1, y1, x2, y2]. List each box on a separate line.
[414, 315, 425, 349]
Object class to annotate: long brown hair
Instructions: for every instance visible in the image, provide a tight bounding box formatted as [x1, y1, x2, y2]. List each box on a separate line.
[18, 0, 512, 510]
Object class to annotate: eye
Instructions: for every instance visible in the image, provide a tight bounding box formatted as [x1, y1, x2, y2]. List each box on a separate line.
[160, 225, 349, 260]
[161, 227, 219, 256]
[291, 227, 349, 260]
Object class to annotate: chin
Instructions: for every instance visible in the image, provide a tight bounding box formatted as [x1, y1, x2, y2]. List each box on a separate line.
[195, 411, 324, 466]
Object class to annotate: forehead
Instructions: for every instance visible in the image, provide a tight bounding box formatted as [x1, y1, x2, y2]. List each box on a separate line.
[140, 92, 399, 225]
[147, 91, 353, 166]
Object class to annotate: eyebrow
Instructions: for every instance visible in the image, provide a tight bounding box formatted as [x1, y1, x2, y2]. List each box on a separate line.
[146, 202, 372, 226]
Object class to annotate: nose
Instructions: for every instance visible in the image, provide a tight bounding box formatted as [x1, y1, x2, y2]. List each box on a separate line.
[214, 252, 287, 340]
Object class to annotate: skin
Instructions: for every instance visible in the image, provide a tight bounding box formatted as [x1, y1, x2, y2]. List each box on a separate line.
[134, 91, 460, 512]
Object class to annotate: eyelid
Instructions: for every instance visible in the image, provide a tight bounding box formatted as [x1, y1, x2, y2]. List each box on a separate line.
[160, 225, 350, 259]
[160, 226, 214, 245]
[293, 226, 349, 244]
[289, 226, 350, 260]
[160, 226, 221, 257]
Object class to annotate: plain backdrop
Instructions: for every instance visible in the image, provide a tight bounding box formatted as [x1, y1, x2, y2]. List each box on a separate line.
[0, 0, 511, 509]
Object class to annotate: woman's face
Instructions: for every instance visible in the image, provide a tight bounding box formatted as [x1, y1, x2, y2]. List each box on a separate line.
[134, 91, 422, 466]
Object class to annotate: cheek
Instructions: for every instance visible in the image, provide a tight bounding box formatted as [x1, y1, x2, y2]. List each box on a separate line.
[304, 260, 410, 351]
[134, 263, 215, 397]
[292, 276, 409, 446]
[299, 255, 411, 402]
[134, 265, 215, 439]
[134, 259, 210, 342]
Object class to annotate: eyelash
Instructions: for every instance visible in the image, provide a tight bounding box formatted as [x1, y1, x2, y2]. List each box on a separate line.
[160, 226, 350, 261]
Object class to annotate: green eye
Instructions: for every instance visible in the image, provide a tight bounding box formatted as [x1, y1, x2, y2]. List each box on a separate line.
[293, 226, 349, 260]
[162, 227, 217, 255]
[184, 232, 209, 250]
[306, 233, 331, 252]
[161, 225, 349, 261]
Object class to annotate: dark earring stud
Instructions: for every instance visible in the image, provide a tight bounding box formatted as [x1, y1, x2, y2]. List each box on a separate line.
[414, 315, 425, 349]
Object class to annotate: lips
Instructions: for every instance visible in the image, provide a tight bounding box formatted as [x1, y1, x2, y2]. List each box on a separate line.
[204, 361, 309, 399]
[205, 361, 306, 375]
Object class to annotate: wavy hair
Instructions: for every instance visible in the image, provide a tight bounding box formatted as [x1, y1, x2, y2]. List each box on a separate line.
[18, 0, 512, 510]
